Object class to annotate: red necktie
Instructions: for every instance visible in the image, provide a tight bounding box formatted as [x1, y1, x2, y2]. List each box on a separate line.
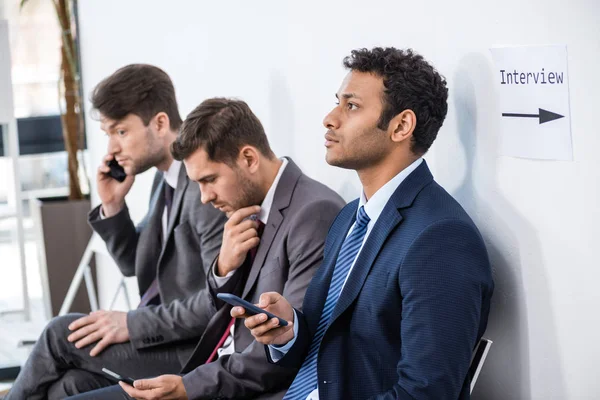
[205, 220, 265, 363]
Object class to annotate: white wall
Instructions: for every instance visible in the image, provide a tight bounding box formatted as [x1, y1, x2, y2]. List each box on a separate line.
[79, 1, 600, 398]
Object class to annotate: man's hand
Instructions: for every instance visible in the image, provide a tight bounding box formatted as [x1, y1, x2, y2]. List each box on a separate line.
[97, 154, 135, 217]
[67, 310, 130, 356]
[231, 292, 295, 346]
[119, 375, 188, 400]
[216, 205, 261, 276]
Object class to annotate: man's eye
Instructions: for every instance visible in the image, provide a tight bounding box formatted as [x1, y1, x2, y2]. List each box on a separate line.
[347, 103, 358, 110]
[117, 130, 126, 136]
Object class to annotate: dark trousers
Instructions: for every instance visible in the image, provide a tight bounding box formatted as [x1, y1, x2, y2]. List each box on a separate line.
[67, 384, 132, 399]
[5, 314, 182, 400]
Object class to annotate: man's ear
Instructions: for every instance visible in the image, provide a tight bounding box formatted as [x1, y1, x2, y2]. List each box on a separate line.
[153, 112, 171, 137]
[388, 109, 416, 144]
[238, 146, 260, 173]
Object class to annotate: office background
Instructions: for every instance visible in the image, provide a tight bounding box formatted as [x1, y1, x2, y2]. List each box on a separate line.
[1, 0, 599, 398]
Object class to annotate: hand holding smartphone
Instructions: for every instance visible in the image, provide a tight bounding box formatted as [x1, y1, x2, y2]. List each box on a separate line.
[101, 367, 135, 386]
[217, 293, 288, 326]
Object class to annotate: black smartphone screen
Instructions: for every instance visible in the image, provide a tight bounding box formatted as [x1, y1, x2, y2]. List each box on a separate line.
[216, 293, 288, 326]
[107, 159, 127, 182]
[101, 367, 135, 385]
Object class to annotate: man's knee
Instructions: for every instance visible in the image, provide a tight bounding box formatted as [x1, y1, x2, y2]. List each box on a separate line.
[41, 313, 87, 353]
[44, 313, 86, 339]
[46, 313, 86, 335]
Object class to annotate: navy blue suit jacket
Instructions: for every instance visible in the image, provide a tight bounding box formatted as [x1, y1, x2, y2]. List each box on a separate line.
[273, 161, 494, 399]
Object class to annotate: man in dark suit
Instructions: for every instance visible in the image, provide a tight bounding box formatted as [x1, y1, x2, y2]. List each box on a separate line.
[5, 65, 227, 400]
[67, 98, 346, 399]
[238, 47, 494, 399]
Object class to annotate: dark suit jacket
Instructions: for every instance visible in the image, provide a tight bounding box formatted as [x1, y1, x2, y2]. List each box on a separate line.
[88, 164, 228, 364]
[275, 161, 494, 400]
[179, 158, 346, 400]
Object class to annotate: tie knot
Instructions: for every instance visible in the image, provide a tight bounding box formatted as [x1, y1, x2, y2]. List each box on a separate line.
[256, 220, 266, 238]
[356, 206, 370, 227]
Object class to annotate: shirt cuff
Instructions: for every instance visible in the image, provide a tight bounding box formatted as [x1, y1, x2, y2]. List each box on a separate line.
[211, 258, 236, 288]
[99, 205, 124, 219]
[268, 309, 298, 362]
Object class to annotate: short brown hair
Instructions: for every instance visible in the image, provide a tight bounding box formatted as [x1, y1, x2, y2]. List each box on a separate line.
[91, 64, 182, 131]
[171, 98, 273, 164]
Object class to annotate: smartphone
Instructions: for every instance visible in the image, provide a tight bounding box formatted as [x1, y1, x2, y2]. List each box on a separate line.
[217, 293, 288, 326]
[106, 159, 127, 182]
[101, 367, 135, 386]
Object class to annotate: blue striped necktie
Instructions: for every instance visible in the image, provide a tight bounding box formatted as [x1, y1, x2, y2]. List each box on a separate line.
[283, 206, 370, 400]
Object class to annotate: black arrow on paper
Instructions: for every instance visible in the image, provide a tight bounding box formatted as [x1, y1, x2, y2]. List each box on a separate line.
[502, 108, 564, 124]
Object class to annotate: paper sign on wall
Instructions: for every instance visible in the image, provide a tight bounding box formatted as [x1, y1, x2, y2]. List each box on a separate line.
[490, 45, 572, 161]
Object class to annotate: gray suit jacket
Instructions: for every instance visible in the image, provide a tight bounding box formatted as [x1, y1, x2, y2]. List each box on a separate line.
[88, 164, 227, 364]
[179, 158, 346, 400]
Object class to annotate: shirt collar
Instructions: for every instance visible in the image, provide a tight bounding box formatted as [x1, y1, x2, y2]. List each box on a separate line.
[258, 158, 289, 224]
[358, 158, 423, 223]
[164, 160, 182, 190]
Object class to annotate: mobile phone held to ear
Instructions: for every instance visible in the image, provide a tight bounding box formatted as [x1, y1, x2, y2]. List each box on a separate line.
[106, 159, 127, 182]
[217, 293, 288, 326]
[101, 367, 135, 386]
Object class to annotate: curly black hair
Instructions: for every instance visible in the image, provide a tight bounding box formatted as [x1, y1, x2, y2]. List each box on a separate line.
[343, 47, 448, 155]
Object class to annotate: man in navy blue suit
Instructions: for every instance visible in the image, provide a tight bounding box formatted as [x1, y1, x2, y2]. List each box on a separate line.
[234, 47, 494, 399]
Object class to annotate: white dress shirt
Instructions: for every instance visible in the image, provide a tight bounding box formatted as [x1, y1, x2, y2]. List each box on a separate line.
[212, 157, 289, 359]
[270, 158, 423, 400]
[160, 160, 182, 241]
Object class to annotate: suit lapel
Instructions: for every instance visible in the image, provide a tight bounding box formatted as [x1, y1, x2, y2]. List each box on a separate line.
[180, 304, 233, 373]
[241, 158, 302, 299]
[329, 160, 434, 324]
[137, 174, 166, 292]
[242, 210, 283, 298]
[307, 204, 357, 328]
[165, 165, 189, 239]
[330, 204, 403, 323]
[147, 175, 166, 238]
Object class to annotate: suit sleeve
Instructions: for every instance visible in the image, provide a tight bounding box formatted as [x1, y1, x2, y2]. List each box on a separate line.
[88, 204, 143, 277]
[181, 199, 343, 400]
[88, 173, 163, 277]
[369, 219, 492, 400]
[126, 204, 227, 346]
[126, 286, 217, 347]
[126, 257, 240, 349]
[264, 308, 311, 368]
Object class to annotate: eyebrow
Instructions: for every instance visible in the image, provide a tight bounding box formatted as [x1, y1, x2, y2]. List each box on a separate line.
[106, 120, 125, 131]
[335, 92, 362, 100]
[196, 174, 217, 183]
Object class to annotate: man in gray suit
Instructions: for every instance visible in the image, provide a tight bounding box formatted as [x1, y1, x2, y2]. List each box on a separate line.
[5, 65, 227, 400]
[68, 98, 345, 399]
